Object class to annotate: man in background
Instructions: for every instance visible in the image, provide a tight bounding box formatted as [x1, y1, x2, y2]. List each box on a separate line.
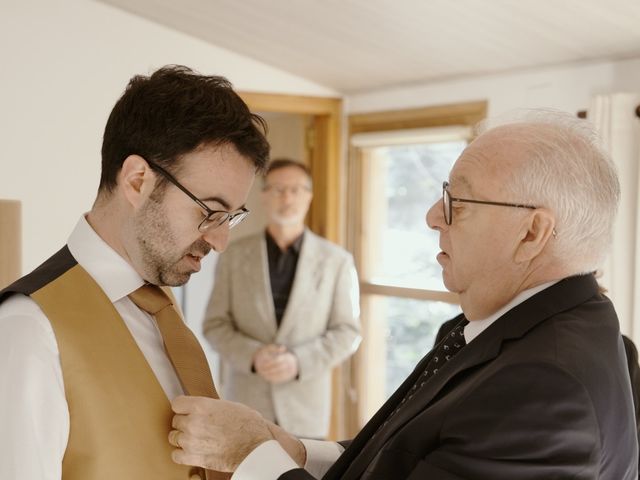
[169, 110, 637, 479]
[203, 159, 361, 439]
[0, 65, 269, 480]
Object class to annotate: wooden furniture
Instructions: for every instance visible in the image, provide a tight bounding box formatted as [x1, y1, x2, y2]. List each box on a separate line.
[0, 199, 21, 289]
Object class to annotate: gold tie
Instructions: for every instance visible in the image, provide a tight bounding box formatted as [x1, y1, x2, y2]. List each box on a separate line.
[129, 284, 229, 480]
[129, 284, 218, 398]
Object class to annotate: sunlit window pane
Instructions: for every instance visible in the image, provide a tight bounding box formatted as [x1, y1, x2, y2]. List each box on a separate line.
[355, 134, 469, 425]
[383, 296, 462, 396]
[362, 141, 465, 290]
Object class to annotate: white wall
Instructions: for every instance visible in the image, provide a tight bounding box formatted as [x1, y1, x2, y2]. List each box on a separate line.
[346, 57, 640, 116]
[0, 0, 337, 274]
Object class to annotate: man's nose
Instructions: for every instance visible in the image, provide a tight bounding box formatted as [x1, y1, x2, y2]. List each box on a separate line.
[426, 197, 445, 231]
[281, 188, 296, 201]
[202, 223, 230, 253]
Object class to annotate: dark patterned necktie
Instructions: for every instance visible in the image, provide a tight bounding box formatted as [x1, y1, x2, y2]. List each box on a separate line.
[389, 319, 469, 419]
[342, 319, 470, 479]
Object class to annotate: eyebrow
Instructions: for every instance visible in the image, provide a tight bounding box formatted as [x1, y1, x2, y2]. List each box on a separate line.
[200, 196, 232, 211]
[448, 175, 473, 195]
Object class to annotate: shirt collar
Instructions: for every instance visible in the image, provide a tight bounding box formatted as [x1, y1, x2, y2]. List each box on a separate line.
[265, 229, 305, 254]
[67, 215, 146, 303]
[463, 280, 559, 344]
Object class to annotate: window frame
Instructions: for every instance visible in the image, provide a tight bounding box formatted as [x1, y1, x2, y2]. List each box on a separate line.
[346, 101, 487, 431]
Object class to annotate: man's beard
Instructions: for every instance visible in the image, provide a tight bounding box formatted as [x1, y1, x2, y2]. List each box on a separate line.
[134, 198, 210, 286]
[271, 207, 304, 227]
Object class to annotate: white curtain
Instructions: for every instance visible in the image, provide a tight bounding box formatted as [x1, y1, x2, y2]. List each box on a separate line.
[590, 93, 640, 342]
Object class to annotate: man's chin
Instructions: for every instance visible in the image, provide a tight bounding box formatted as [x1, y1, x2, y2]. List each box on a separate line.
[158, 270, 192, 287]
[441, 272, 459, 293]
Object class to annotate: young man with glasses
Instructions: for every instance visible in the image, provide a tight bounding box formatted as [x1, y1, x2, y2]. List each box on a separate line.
[203, 159, 361, 439]
[167, 111, 637, 480]
[0, 65, 269, 480]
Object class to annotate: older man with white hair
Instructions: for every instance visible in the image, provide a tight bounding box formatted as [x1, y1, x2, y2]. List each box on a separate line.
[167, 110, 638, 480]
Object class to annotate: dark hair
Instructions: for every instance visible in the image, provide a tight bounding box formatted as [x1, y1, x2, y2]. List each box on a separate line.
[264, 158, 312, 182]
[99, 65, 269, 193]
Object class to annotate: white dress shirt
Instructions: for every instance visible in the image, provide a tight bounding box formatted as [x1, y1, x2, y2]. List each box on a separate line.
[0, 216, 184, 480]
[233, 280, 559, 480]
[463, 280, 558, 343]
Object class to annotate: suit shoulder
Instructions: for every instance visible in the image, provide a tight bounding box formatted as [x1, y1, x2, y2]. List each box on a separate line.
[0, 246, 76, 303]
[305, 231, 352, 261]
[224, 233, 264, 254]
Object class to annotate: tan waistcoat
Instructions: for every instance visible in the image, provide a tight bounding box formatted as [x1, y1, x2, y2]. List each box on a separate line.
[31, 264, 195, 479]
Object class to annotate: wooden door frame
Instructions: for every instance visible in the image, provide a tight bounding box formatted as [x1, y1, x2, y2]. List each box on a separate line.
[239, 92, 343, 244]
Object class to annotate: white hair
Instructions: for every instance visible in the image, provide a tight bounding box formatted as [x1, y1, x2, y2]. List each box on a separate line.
[477, 109, 620, 273]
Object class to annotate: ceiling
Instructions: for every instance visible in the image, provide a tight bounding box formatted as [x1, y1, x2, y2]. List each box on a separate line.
[100, 0, 640, 93]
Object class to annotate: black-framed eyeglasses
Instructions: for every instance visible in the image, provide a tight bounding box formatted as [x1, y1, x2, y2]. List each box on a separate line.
[442, 181, 537, 226]
[146, 160, 249, 232]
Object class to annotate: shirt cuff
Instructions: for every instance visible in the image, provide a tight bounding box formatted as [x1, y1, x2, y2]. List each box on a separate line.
[232, 440, 299, 480]
[301, 439, 344, 478]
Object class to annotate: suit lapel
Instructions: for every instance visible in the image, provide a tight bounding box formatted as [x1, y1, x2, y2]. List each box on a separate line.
[242, 234, 278, 336]
[326, 332, 453, 479]
[385, 318, 503, 439]
[339, 274, 600, 480]
[276, 231, 322, 341]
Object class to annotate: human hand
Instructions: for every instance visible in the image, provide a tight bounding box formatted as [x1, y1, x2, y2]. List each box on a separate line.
[253, 344, 284, 375]
[253, 345, 299, 383]
[265, 421, 306, 467]
[169, 396, 273, 472]
[261, 350, 299, 384]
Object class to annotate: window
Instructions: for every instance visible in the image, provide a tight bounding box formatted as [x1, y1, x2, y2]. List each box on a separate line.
[350, 125, 472, 425]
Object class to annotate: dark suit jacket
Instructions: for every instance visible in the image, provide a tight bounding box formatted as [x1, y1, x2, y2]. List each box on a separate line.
[280, 274, 638, 479]
[623, 335, 640, 475]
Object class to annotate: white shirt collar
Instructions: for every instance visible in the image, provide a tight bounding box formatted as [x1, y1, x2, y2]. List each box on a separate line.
[464, 280, 559, 344]
[67, 215, 145, 303]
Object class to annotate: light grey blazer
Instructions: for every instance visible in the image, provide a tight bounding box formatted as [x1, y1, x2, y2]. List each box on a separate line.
[203, 230, 361, 438]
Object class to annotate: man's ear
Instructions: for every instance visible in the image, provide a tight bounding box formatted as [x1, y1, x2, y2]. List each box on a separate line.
[514, 208, 556, 264]
[118, 155, 156, 208]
